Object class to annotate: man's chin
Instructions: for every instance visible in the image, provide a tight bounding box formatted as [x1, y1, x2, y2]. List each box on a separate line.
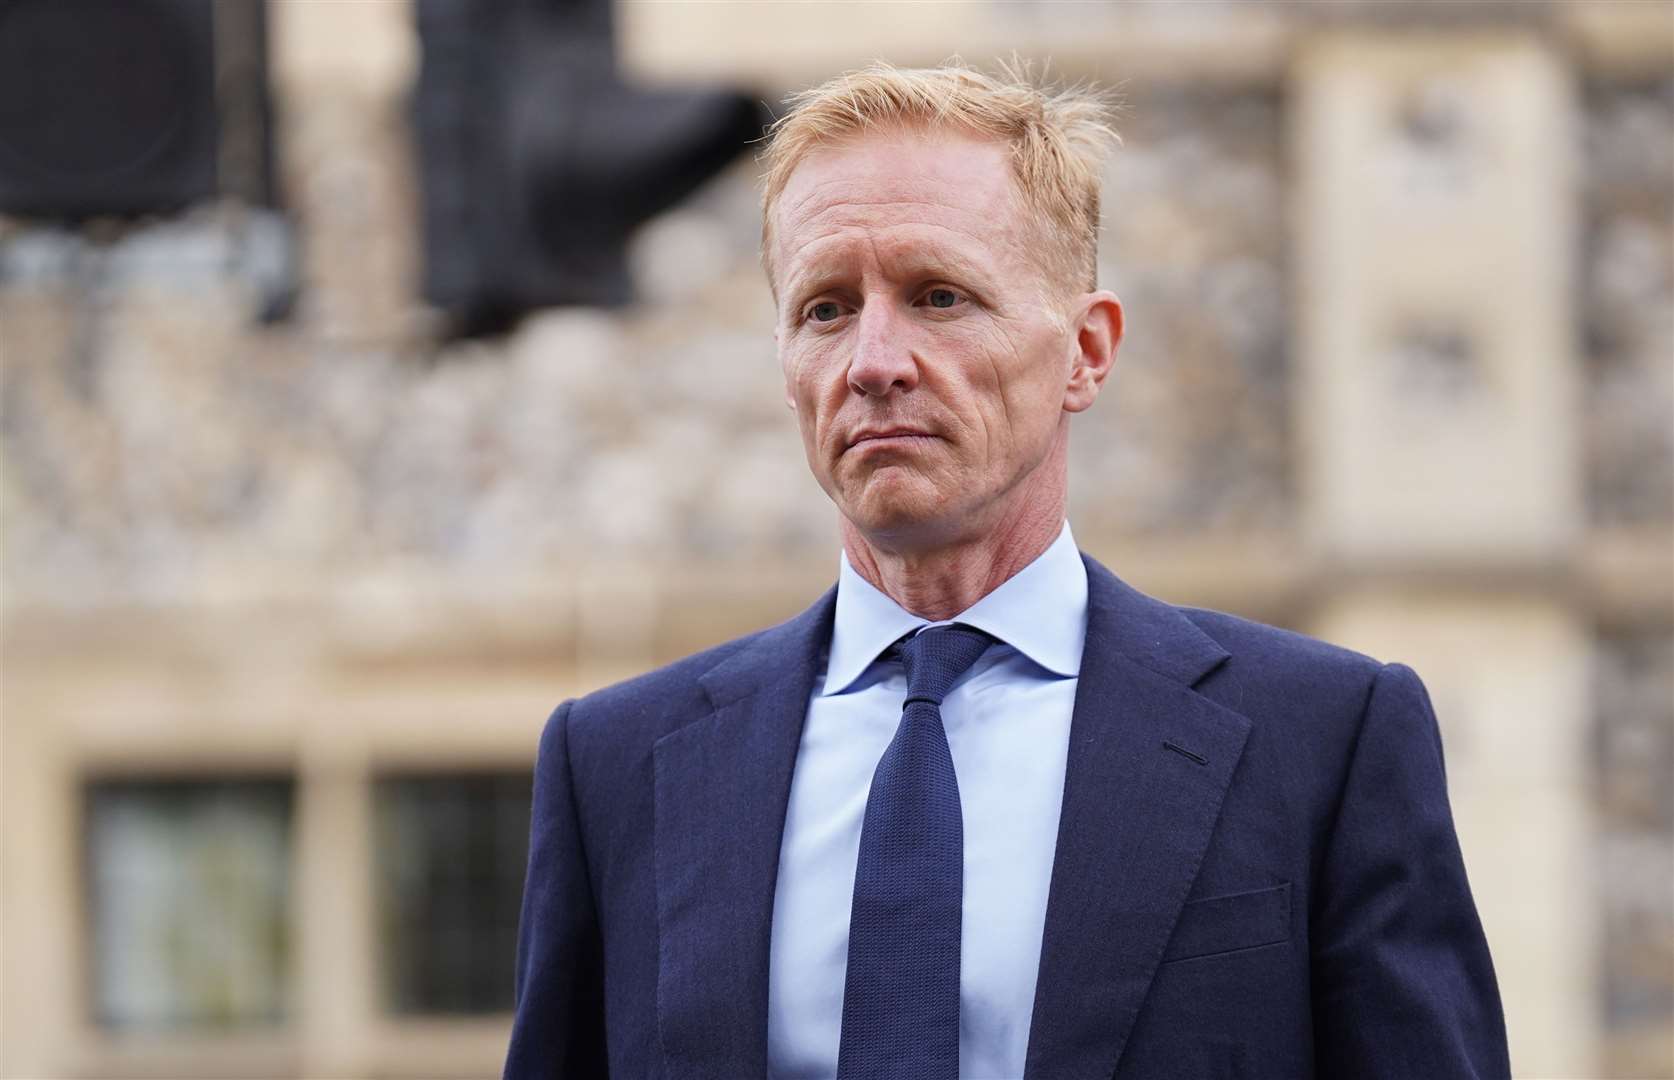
[838, 492, 967, 548]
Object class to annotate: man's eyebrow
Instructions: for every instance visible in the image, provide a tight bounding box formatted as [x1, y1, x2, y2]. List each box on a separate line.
[783, 241, 996, 303]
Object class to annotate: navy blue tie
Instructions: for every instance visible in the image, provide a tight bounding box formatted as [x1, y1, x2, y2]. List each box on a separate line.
[836, 623, 994, 1080]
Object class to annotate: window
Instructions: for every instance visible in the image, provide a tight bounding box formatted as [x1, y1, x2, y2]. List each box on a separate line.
[84, 777, 294, 1030]
[374, 771, 531, 1014]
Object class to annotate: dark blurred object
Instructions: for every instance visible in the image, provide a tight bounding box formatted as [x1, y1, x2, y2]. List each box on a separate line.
[0, 0, 276, 218]
[414, 0, 768, 337]
[375, 771, 532, 1015]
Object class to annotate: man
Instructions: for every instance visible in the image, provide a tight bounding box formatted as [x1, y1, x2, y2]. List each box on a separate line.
[505, 61, 1509, 1079]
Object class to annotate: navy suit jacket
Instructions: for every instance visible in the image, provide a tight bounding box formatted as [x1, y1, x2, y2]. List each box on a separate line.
[504, 555, 1509, 1079]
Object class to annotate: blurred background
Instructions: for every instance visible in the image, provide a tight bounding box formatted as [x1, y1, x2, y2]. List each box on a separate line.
[0, 1, 1669, 1077]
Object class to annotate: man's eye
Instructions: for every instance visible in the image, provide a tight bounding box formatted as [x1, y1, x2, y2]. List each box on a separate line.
[808, 301, 844, 322]
[925, 288, 961, 309]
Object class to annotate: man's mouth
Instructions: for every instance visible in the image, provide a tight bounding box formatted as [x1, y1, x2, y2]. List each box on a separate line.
[846, 427, 938, 451]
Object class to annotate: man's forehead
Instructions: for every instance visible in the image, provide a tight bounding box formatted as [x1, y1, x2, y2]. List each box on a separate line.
[772, 129, 1029, 286]
[776, 128, 1019, 227]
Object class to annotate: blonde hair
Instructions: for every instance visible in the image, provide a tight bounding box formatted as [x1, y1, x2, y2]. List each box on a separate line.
[759, 58, 1121, 296]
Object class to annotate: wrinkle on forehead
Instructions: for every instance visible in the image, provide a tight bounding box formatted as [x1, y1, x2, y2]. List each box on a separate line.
[782, 220, 1010, 302]
[779, 167, 1019, 238]
[790, 192, 1021, 241]
[774, 133, 1021, 237]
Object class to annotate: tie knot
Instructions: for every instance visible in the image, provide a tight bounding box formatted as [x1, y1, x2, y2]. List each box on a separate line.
[898, 623, 993, 705]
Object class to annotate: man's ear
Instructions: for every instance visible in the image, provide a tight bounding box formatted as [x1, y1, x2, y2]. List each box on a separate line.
[1063, 290, 1123, 414]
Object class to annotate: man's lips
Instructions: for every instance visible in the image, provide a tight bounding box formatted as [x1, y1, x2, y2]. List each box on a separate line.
[845, 428, 939, 451]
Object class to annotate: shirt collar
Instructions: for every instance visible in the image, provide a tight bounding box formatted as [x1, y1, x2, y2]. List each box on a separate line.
[821, 521, 1088, 696]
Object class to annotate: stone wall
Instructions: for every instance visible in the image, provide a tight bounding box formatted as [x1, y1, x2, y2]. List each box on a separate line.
[1584, 77, 1674, 529]
[1, 84, 1299, 600]
[1596, 628, 1674, 1076]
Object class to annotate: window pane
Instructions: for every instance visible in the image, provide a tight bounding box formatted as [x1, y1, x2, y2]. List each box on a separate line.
[85, 777, 294, 1030]
[374, 771, 531, 1015]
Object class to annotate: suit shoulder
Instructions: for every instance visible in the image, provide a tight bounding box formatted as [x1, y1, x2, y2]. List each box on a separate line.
[1176, 604, 1386, 696]
[545, 585, 834, 767]
[1170, 606, 1409, 787]
[564, 628, 762, 729]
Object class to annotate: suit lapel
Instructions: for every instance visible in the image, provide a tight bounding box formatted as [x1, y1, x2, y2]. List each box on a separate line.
[1023, 556, 1251, 1080]
[652, 588, 835, 1080]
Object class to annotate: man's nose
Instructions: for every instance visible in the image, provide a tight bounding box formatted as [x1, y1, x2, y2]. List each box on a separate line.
[846, 301, 919, 397]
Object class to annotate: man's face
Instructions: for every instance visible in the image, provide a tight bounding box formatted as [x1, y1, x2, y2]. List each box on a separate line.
[772, 127, 1110, 548]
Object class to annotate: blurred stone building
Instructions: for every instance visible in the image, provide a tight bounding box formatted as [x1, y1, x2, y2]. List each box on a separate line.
[2, 2, 1670, 1077]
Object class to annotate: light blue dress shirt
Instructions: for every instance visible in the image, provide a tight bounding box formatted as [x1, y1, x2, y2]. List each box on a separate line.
[767, 522, 1088, 1080]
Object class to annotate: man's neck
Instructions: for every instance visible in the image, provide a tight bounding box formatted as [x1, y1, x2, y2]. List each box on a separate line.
[841, 501, 1066, 622]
